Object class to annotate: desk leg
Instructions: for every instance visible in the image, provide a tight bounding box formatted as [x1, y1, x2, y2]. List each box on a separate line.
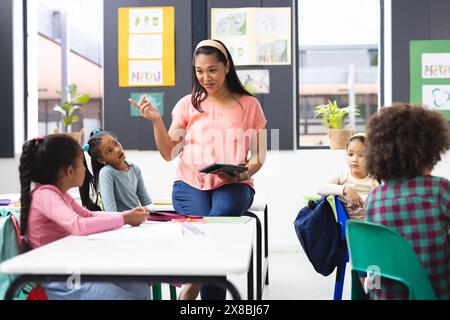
[5, 274, 242, 300]
[243, 211, 262, 300]
[247, 247, 254, 300]
[264, 205, 269, 285]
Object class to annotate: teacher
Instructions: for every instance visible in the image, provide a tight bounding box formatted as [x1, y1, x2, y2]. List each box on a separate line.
[130, 39, 267, 300]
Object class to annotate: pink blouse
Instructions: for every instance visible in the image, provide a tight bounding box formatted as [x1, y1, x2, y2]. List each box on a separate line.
[172, 94, 267, 190]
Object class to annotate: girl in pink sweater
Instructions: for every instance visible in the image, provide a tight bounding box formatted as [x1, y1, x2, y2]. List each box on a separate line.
[19, 134, 150, 299]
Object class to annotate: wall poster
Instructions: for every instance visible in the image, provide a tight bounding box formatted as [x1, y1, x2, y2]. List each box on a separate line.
[211, 7, 291, 66]
[410, 40, 450, 120]
[118, 7, 175, 87]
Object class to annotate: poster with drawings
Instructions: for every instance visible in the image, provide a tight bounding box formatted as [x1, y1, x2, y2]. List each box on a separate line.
[409, 40, 450, 120]
[119, 7, 175, 87]
[256, 40, 288, 64]
[129, 34, 163, 59]
[236, 69, 270, 94]
[211, 7, 291, 66]
[221, 39, 249, 66]
[421, 53, 450, 78]
[213, 12, 247, 36]
[129, 60, 163, 86]
[422, 85, 450, 110]
[254, 10, 290, 36]
[129, 8, 163, 33]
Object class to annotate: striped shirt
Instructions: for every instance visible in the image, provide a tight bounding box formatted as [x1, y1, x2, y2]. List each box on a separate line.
[365, 175, 450, 300]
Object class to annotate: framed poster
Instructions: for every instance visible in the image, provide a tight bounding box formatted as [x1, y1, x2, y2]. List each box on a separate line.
[118, 7, 175, 87]
[211, 7, 291, 66]
[410, 40, 450, 120]
[236, 69, 270, 94]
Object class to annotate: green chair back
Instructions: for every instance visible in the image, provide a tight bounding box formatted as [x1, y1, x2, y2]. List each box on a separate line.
[346, 220, 436, 300]
[152, 283, 177, 300]
[304, 195, 337, 219]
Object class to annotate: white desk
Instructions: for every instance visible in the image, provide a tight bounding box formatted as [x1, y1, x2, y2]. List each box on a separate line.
[0, 217, 255, 300]
[149, 192, 269, 300]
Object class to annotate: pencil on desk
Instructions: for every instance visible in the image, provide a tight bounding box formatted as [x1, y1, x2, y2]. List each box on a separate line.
[182, 222, 205, 235]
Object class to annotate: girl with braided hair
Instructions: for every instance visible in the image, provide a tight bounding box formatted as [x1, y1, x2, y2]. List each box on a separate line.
[79, 128, 152, 213]
[19, 134, 150, 299]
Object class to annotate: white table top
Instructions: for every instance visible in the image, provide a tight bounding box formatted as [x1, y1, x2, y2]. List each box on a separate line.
[0, 218, 255, 277]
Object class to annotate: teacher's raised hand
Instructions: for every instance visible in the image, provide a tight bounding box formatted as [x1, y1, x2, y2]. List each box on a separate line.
[128, 96, 161, 122]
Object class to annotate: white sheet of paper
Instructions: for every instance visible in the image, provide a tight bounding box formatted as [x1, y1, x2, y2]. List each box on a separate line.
[87, 223, 183, 240]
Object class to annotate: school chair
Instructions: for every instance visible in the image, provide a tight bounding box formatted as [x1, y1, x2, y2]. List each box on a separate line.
[346, 220, 436, 300]
[0, 209, 48, 300]
[327, 195, 349, 300]
[302, 195, 349, 300]
[151, 283, 177, 300]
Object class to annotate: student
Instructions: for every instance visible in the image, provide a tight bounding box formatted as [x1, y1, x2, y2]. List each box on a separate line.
[364, 103, 450, 299]
[318, 133, 378, 220]
[79, 128, 152, 212]
[129, 39, 267, 300]
[19, 134, 150, 300]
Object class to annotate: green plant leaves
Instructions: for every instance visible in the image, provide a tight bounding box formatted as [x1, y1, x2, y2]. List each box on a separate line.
[72, 93, 90, 104]
[63, 115, 80, 126]
[314, 100, 359, 129]
[54, 83, 91, 129]
[67, 84, 77, 98]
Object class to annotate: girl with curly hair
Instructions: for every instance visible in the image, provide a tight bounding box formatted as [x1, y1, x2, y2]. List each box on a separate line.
[364, 103, 450, 300]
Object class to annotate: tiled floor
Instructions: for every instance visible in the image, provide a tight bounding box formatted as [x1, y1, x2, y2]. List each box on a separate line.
[160, 249, 352, 300]
[261, 249, 351, 300]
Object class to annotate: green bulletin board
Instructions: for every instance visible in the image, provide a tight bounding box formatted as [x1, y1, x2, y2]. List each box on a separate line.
[410, 40, 450, 120]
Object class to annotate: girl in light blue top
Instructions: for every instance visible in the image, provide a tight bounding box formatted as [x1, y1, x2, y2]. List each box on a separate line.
[79, 128, 152, 212]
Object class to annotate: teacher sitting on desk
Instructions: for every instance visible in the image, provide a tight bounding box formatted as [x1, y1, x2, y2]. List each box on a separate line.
[129, 39, 267, 300]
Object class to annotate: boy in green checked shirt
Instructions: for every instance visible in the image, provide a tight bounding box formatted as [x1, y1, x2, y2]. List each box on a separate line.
[364, 103, 449, 300]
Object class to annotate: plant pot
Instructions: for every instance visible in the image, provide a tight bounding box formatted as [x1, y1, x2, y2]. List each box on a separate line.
[53, 128, 84, 144]
[65, 131, 83, 144]
[328, 128, 354, 149]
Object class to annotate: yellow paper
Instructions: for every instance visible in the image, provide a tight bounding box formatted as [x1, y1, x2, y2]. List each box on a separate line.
[118, 6, 175, 87]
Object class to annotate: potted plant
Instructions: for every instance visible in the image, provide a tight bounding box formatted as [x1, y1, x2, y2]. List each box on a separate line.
[314, 100, 359, 149]
[53, 84, 90, 143]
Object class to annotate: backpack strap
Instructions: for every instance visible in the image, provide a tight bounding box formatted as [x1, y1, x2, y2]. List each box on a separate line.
[9, 213, 23, 247]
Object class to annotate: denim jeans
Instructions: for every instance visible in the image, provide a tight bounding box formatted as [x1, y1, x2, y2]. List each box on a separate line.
[43, 281, 150, 300]
[172, 180, 255, 217]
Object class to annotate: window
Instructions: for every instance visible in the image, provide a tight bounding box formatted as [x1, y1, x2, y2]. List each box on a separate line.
[298, 0, 380, 147]
[37, 0, 103, 144]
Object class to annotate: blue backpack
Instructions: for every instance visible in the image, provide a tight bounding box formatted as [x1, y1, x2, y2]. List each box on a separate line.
[0, 208, 44, 300]
[293, 197, 347, 276]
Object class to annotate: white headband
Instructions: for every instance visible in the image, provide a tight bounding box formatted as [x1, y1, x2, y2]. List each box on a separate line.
[195, 39, 229, 61]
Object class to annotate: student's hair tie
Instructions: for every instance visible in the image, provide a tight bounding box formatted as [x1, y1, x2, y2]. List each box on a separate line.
[91, 128, 102, 136]
[32, 136, 44, 141]
[82, 144, 90, 152]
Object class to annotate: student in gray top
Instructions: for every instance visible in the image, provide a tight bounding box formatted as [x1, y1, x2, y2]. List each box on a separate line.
[79, 128, 152, 211]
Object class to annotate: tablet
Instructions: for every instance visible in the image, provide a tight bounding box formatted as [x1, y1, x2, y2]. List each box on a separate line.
[199, 163, 248, 175]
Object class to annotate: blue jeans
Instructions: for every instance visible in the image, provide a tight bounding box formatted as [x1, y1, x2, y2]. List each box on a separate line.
[172, 181, 255, 217]
[172, 180, 255, 300]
